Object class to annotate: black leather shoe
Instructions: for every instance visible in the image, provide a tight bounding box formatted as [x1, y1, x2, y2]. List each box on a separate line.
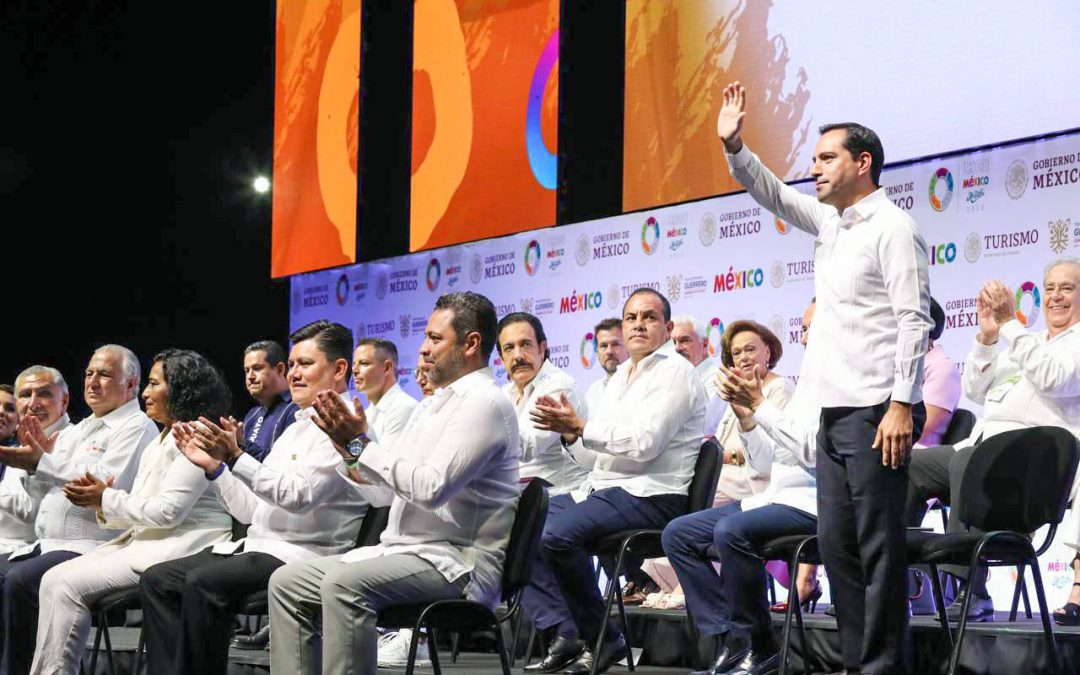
[231, 624, 270, 650]
[945, 589, 995, 622]
[524, 636, 586, 673]
[824, 604, 836, 617]
[690, 644, 751, 675]
[727, 648, 780, 675]
[563, 636, 628, 674]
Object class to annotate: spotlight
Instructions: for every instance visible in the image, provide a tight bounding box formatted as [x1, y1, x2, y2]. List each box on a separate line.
[253, 176, 271, 194]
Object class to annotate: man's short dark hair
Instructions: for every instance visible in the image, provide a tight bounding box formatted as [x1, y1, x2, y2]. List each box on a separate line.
[244, 340, 288, 367]
[819, 122, 885, 187]
[623, 288, 672, 322]
[594, 317, 623, 335]
[497, 312, 550, 361]
[0, 384, 12, 396]
[153, 349, 233, 423]
[357, 338, 400, 367]
[929, 297, 945, 341]
[434, 292, 498, 361]
[289, 320, 354, 370]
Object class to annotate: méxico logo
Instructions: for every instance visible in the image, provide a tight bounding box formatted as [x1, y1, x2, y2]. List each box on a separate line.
[1015, 281, 1041, 328]
[426, 259, 441, 292]
[524, 240, 542, 276]
[929, 168, 954, 212]
[705, 317, 724, 356]
[641, 217, 661, 255]
[580, 332, 598, 369]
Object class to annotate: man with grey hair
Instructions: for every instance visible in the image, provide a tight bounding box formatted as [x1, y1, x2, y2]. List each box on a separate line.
[0, 345, 157, 674]
[908, 258, 1080, 623]
[671, 315, 724, 435]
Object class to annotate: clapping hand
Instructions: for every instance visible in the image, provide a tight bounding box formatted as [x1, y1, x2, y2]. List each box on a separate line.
[976, 280, 1015, 344]
[716, 82, 747, 154]
[62, 472, 114, 509]
[530, 393, 586, 445]
[311, 391, 368, 452]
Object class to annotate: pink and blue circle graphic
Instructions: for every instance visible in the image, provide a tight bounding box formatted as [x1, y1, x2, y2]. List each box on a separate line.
[580, 331, 598, 369]
[641, 217, 661, 255]
[426, 258, 441, 292]
[524, 240, 541, 276]
[526, 31, 558, 190]
[336, 274, 350, 306]
[1014, 281, 1041, 327]
[705, 317, 725, 356]
[929, 168, 954, 212]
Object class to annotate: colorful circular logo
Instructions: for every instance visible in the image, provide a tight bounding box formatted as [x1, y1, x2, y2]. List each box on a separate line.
[929, 168, 954, 212]
[580, 332, 598, 369]
[524, 240, 541, 276]
[426, 259, 441, 292]
[336, 274, 349, 306]
[525, 31, 558, 190]
[641, 217, 661, 255]
[704, 317, 724, 356]
[1014, 281, 1041, 327]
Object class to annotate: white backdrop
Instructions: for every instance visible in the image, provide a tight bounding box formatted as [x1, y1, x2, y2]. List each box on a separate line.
[291, 130, 1080, 607]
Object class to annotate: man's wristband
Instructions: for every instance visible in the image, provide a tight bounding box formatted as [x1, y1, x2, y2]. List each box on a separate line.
[343, 457, 361, 471]
[225, 452, 241, 471]
[207, 462, 226, 481]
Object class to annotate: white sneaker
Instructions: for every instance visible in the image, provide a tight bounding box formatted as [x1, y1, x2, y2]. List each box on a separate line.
[377, 629, 431, 668]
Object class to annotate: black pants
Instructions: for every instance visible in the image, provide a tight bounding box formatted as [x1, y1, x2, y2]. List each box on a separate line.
[139, 548, 284, 675]
[816, 401, 924, 675]
[0, 548, 80, 675]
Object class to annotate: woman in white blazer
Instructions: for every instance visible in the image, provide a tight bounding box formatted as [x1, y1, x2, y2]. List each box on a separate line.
[30, 349, 233, 675]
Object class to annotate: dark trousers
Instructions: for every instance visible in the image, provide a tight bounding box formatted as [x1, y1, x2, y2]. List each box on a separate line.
[659, 502, 741, 639]
[139, 548, 284, 675]
[816, 401, 924, 675]
[906, 444, 987, 595]
[528, 488, 685, 644]
[0, 548, 80, 675]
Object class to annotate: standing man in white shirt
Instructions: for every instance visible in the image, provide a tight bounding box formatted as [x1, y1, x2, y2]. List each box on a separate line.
[672, 315, 724, 435]
[138, 320, 367, 675]
[0, 347, 157, 675]
[527, 288, 706, 674]
[351, 337, 417, 451]
[718, 82, 932, 675]
[908, 259, 1080, 622]
[265, 291, 521, 675]
[582, 318, 629, 418]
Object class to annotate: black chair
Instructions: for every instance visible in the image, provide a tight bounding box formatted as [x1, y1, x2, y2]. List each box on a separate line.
[84, 586, 146, 675]
[905, 426, 1079, 675]
[375, 478, 549, 675]
[586, 438, 723, 674]
[941, 408, 976, 446]
[759, 534, 822, 675]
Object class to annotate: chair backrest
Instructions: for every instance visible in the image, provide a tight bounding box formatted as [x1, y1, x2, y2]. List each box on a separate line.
[500, 479, 549, 601]
[686, 438, 723, 514]
[957, 426, 1079, 533]
[941, 408, 977, 446]
[355, 505, 391, 548]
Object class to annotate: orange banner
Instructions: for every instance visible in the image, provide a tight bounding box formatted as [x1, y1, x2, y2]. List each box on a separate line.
[271, 0, 359, 278]
[410, 0, 559, 252]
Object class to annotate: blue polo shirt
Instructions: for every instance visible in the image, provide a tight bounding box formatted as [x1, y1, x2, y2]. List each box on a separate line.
[241, 392, 299, 462]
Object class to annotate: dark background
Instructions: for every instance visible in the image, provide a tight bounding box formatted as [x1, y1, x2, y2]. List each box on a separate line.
[1, 0, 625, 419]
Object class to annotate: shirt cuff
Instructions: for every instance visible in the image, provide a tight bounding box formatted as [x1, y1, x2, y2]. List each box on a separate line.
[100, 487, 122, 522]
[998, 319, 1025, 344]
[890, 379, 916, 405]
[229, 453, 260, 486]
[725, 142, 752, 167]
[968, 334, 998, 369]
[33, 451, 63, 486]
[355, 442, 394, 486]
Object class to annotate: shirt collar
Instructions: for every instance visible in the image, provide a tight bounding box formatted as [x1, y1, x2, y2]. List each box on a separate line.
[372, 383, 403, 413]
[44, 413, 71, 437]
[694, 355, 718, 376]
[617, 339, 676, 379]
[434, 367, 495, 399]
[94, 398, 142, 429]
[295, 391, 352, 421]
[1046, 321, 1080, 343]
[841, 188, 889, 227]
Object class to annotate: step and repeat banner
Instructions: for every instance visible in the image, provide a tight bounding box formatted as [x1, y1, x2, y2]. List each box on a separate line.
[292, 129, 1080, 607]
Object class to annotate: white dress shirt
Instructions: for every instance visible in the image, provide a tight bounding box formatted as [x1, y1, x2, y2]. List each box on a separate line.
[25, 399, 157, 556]
[727, 145, 933, 407]
[214, 396, 368, 565]
[98, 431, 231, 572]
[0, 416, 70, 553]
[502, 361, 589, 495]
[342, 367, 520, 610]
[575, 340, 706, 500]
[738, 359, 821, 517]
[367, 383, 418, 449]
[696, 356, 726, 436]
[713, 376, 793, 504]
[582, 375, 610, 420]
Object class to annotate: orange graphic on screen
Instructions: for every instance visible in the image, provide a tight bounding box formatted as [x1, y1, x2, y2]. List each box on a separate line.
[624, 0, 812, 213]
[411, 0, 559, 252]
[271, 0, 359, 278]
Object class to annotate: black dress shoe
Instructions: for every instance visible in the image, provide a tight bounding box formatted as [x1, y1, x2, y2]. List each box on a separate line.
[945, 588, 995, 622]
[563, 636, 628, 675]
[231, 624, 270, 650]
[524, 636, 586, 673]
[727, 648, 781, 675]
[689, 644, 751, 675]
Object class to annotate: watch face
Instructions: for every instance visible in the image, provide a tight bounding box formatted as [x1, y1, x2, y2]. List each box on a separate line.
[347, 438, 365, 458]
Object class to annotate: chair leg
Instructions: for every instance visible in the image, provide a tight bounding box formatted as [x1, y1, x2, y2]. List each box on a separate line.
[88, 617, 104, 675]
[492, 618, 513, 675]
[591, 554, 622, 675]
[102, 622, 117, 675]
[928, 564, 954, 649]
[405, 623, 422, 675]
[450, 631, 460, 663]
[947, 554, 984, 675]
[613, 577, 634, 672]
[1010, 565, 1026, 622]
[523, 626, 539, 666]
[133, 625, 145, 675]
[1021, 576, 1034, 619]
[768, 574, 777, 605]
[1027, 558, 1062, 675]
[509, 607, 527, 667]
[428, 627, 443, 675]
[778, 554, 800, 675]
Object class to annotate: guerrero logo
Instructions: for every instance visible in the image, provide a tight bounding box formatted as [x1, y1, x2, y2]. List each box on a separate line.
[929, 168, 954, 212]
[1015, 281, 1042, 328]
[335, 274, 350, 306]
[580, 332, 598, 369]
[641, 217, 661, 255]
[1049, 219, 1070, 255]
[705, 318, 725, 356]
[426, 259, 441, 291]
[524, 240, 542, 276]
